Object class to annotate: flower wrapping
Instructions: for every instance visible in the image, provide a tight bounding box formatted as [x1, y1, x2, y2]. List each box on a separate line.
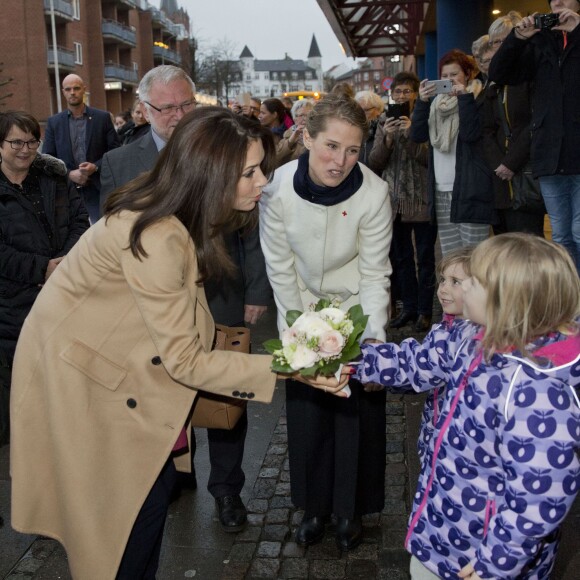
[263, 299, 369, 377]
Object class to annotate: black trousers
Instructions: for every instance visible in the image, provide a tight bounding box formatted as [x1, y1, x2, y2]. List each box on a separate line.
[493, 208, 545, 237]
[0, 352, 12, 447]
[286, 378, 386, 519]
[117, 458, 177, 579]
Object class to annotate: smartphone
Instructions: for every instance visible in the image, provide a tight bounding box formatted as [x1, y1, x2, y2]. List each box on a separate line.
[427, 79, 453, 95]
[239, 92, 251, 107]
[386, 102, 410, 120]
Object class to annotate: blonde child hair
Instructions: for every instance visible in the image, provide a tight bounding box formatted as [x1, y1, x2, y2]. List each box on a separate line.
[470, 233, 580, 358]
[436, 246, 473, 279]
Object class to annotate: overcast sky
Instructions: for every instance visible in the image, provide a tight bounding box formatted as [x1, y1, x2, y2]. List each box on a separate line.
[173, 0, 356, 72]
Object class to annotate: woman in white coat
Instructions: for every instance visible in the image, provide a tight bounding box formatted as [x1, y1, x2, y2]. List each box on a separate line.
[260, 94, 393, 551]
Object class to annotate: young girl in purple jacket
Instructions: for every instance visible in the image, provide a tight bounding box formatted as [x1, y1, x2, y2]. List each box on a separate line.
[353, 233, 580, 580]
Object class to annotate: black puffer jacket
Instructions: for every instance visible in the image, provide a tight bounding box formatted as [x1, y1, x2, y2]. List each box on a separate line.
[0, 166, 89, 358]
[410, 94, 496, 225]
[489, 26, 580, 178]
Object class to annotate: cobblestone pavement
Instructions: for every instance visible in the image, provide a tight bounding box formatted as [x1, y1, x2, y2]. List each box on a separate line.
[221, 393, 413, 580]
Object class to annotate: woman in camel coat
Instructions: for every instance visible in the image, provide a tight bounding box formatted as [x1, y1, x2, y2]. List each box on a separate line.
[10, 108, 347, 580]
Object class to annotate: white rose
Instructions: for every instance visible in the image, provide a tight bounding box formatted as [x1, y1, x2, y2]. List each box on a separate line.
[289, 344, 319, 370]
[291, 311, 333, 337]
[281, 327, 298, 347]
[318, 307, 346, 326]
[318, 330, 345, 358]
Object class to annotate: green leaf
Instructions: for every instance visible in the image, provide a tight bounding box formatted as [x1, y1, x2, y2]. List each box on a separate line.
[263, 339, 282, 354]
[299, 365, 318, 377]
[314, 298, 331, 311]
[339, 342, 362, 363]
[271, 360, 294, 374]
[318, 360, 341, 376]
[285, 310, 303, 327]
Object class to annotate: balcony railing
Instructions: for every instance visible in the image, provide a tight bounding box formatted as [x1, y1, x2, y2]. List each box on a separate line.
[47, 45, 75, 69]
[102, 19, 137, 47]
[104, 62, 139, 84]
[152, 45, 181, 65]
[43, 0, 74, 20]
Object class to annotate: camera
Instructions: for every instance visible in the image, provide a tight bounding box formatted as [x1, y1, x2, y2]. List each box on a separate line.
[533, 13, 560, 30]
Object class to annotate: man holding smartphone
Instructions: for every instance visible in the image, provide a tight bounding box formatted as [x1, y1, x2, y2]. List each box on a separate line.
[489, 0, 580, 274]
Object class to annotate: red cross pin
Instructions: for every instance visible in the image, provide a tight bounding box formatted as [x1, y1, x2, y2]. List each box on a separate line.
[342, 211, 347, 217]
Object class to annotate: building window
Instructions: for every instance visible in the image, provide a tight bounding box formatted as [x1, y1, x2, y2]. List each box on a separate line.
[263, 72, 269, 80]
[72, 0, 80, 19]
[74, 42, 83, 65]
[245, 74, 251, 81]
[363, 72, 369, 81]
[291, 72, 298, 80]
[255, 73, 259, 80]
[374, 72, 381, 81]
[305, 72, 312, 80]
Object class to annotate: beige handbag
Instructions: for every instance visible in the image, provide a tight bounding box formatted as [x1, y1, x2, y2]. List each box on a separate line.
[190, 324, 250, 429]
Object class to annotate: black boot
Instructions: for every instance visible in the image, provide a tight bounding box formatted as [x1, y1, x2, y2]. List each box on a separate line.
[335, 516, 362, 551]
[295, 515, 327, 546]
[389, 311, 418, 329]
[215, 495, 247, 533]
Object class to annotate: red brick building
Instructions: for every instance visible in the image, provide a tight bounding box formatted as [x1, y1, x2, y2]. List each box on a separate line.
[0, 0, 191, 124]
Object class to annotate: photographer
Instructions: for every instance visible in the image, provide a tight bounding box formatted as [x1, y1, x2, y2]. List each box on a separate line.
[488, 0, 580, 273]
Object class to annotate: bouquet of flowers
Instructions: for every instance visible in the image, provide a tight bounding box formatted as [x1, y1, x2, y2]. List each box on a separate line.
[263, 299, 368, 377]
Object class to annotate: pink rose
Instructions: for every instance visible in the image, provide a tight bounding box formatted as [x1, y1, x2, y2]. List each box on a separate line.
[318, 330, 344, 358]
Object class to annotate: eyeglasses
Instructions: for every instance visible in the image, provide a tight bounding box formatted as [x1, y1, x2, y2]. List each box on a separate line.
[478, 58, 492, 65]
[3, 139, 41, 150]
[144, 99, 197, 116]
[392, 89, 414, 95]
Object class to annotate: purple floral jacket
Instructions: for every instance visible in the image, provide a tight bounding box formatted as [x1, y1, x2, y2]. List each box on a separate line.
[354, 318, 580, 579]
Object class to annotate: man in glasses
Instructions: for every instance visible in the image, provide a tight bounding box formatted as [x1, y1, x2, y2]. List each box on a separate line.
[43, 74, 120, 224]
[100, 65, 271, 541]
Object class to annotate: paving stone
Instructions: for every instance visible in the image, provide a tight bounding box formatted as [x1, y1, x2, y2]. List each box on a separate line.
[385, 415, 404, 424]
[305, 538, 341, 560]
[247, 499, 269, 514]
[279, 470, 291, 482]
[382, 500, 407, 515]
[257, 541, 281, 558]
[382, 528, 408, 550]
[310, 558, 347, 579]
[253, 478, 277, 499]
[236, 525, 262, 542]
[279, 558, 309, 579]
[229, 542, 256, 562]
[268, 444, 287, 455]
[348, 542, 379, 560]
[282, 541, 306, 558]
[265, 508, 290, 524]
[385, 485, 406, 499]
[360, 525, 382, 542]
[247, 557, 280, 578]
[381, 515, 409, 531]
[247, 513, 265, 526]
[378, 549, 411, 579]
[385, 472, 407, 486]
[262, 453, 285, 468]
[385, 423, 406, 434]
[275, 482, 291, 495]
[346, 559, 378, 578]
[220, 561, 250, 580]
[386, 453, 405, 463]
[362, 513, 380, 526]
[385, 463, 407, 475]
[271, 434, 287, 444]
[261, 524, 290, 542]
[385, 440, 405, 454]
[291, 510, 304, 526]
[270, 495, 294, 509]
[259, 467, 280, 478]
[387, 430, 406, 441]
[385, 402, 404, 415]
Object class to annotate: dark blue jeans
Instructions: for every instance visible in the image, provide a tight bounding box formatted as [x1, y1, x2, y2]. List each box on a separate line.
[390, 217, 437, 316]
[539, 174, 580, 273]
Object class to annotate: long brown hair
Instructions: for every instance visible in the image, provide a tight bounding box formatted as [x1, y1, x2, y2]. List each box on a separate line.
[104, 107, 276, 282]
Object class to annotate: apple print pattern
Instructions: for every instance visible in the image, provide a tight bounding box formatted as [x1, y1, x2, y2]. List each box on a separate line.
[354, 318, 580, 579]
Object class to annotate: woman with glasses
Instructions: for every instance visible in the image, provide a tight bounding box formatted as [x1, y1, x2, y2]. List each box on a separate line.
[276, 98, 314, 166]
[368, 72, 437, 332]
[355, 91, 385, 167]
[0, 111, 89, 445]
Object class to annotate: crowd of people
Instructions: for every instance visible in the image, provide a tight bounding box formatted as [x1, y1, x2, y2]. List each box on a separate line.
[1, 1, 579, 578]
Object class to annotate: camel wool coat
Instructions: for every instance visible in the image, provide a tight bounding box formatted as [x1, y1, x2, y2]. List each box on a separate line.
[10, 211, 277, 579]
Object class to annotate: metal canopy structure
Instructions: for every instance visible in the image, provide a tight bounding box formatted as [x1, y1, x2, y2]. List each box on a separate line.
[316, 0, 433, 58]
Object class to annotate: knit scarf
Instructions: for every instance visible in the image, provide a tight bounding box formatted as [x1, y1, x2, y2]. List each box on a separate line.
[428, 79, 483, 153]
[293, 151, 363, 206]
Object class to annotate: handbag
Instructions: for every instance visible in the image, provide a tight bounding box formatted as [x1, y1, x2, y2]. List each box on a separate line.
[496, 87, 546, 215]
[509, 165, 546, 215]
[190, 324, 250, 430]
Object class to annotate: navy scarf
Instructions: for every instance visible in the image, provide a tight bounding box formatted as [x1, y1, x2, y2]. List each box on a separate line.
[293, 151, 363, 206]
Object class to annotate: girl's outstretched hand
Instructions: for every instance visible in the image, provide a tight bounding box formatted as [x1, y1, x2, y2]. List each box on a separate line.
[277, 368, 352, 397]
[458, 563, 483, 580]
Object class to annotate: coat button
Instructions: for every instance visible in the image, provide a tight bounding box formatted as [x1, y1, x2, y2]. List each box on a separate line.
[151, 356, 162, 365]
[232, 390, 240, 397]
[127, 398, 137, 408]
[247, 392, 255, 399]
[240, 392, 247, 399]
